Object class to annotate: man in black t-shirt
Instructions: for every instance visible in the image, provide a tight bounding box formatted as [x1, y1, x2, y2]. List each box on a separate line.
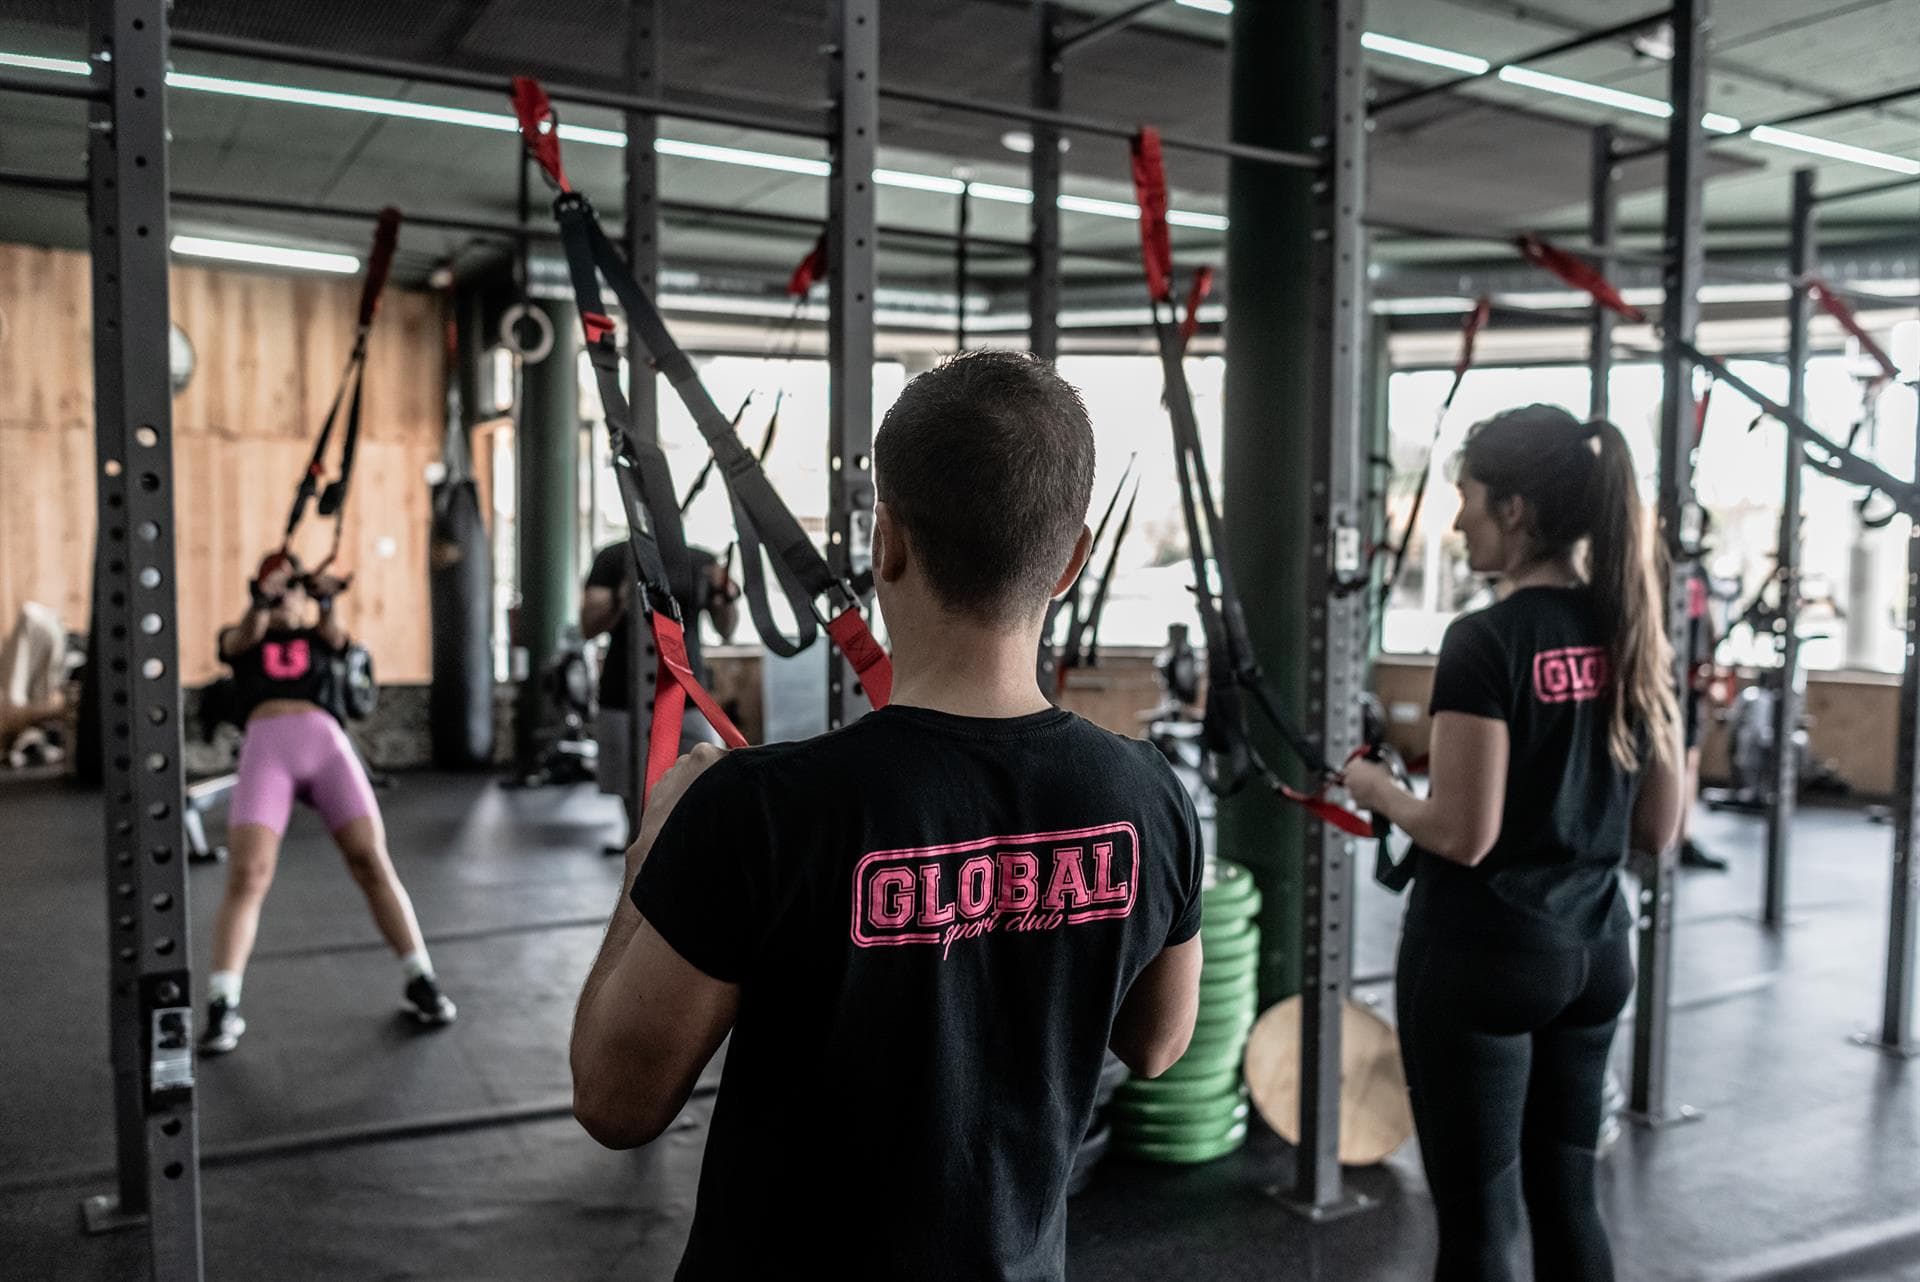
[580, 540, 739, 852]
[569, 352, 1205, 1281]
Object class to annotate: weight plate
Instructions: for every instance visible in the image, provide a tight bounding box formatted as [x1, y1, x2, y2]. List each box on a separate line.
[1112, 1067, 1241, 1104]
[1202, 924, 1259, 963]
[1203, 859, 1257, 909]
[1114, 1120, 1249, 1165]
[1116, 1106, 1251, 1146]
[1110, 1088, 1248, 1126]
[1158, 1039, 1244, 1080]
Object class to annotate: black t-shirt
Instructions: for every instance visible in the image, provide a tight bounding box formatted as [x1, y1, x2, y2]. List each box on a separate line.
[634, 705, 1205, 1281]
[225, 626, 343, 722]
[1408, 587, 1642, 948]
[587, 540, 716, 710]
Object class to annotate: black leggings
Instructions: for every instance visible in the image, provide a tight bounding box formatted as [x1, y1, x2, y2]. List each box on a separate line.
[1396, 927, 1634, 1282]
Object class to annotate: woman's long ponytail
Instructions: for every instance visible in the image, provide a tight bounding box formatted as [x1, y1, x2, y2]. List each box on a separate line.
[1584, 420, 1679, 770]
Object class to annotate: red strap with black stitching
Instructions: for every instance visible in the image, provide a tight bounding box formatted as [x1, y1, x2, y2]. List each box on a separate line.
[644, 613, 750, 799]
[1516, 233, 1647, 323]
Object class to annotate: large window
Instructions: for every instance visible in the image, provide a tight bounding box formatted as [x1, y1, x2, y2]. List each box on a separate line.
[1380, 358, 1918, 673]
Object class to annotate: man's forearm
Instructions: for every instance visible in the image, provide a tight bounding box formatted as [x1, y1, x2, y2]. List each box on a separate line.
[576, 816, 660, 1031]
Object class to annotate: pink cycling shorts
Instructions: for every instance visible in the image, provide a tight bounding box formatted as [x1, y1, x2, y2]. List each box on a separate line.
[229, 710, 378, 835]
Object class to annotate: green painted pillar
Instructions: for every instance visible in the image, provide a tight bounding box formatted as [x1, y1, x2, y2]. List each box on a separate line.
[514, 299, 579, 767]
[1219, 0, 1323, 1002]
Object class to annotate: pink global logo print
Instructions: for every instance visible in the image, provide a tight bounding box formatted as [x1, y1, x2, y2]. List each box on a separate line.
[1532, 645, 1609, 705]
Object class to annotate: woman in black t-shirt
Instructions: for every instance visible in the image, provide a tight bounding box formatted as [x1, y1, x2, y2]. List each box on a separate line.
[198, 550, 456, 1056]
[1347, 405, 1684, 1282]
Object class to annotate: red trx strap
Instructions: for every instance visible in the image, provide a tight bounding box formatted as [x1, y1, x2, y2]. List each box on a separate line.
[1807, 277, 1899, 389]
[514, 77, 890, 793]
[1378, 295, 1489, 604]
[788, 233, 829, 298]
[1178, 266, 1215, 351]
[1127, 126, 1372, 840]
[1516, 233, 1646, 323]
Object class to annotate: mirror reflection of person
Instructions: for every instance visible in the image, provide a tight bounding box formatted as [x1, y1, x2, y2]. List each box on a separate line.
[200, 551, 455, 1056]
[579, 541, 739, 854]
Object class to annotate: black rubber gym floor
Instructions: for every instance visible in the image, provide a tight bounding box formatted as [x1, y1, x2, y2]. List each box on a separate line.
[2, 772, 1915, 1280]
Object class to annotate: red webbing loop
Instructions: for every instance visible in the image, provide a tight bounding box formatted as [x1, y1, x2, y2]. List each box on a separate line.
[1128, 127, 1174, 304]
[511, 76, 571, 192]
[355, 207, 403, 329]
[644, 612, 749, 800]
[825, 608, 893, 708]
[1178, 266, 1215, 350]
[1807, 277, 1899, 387]
[787, 232, 829, 298]
[1279, 782, 1376, 837]
[1516, 233, 1646, 323]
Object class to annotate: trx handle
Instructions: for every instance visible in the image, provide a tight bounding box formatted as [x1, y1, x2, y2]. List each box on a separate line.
[645, 612, 749, 801]
[1807, 277, 1899, 387]
[1517, 233, 1646, 323]
[1128, 126, 1174, 304]
[356, 207, 403, 330]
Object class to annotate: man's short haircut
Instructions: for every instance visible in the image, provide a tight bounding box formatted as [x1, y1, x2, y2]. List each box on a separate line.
[874, 351, 1096, 622]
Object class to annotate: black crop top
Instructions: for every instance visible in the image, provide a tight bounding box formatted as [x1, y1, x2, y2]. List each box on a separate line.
[225, 628, 345, 723]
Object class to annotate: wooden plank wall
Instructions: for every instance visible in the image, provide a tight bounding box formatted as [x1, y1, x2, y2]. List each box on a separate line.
[0, 244, 446, 685]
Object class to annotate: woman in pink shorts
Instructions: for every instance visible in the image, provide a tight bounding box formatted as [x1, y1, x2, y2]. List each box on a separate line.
[199, 551, 456, 1054]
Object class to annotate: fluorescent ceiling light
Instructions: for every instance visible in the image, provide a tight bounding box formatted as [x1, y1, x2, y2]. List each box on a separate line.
[875, 168, 967, 195]
[0, 50, 89, 75]
[171, 234, 360, 273]
[1748, 126, 1920, 175]
[967, 182, 1038, 206]
[1702, 112, 1742, 134]
[1373, 296, 1481, 316]
[1497, 66, 1671, 118]
[1361, 33, 1490, 75]
[1173, 0, 1234, 13]
[655, 137, 827, 176]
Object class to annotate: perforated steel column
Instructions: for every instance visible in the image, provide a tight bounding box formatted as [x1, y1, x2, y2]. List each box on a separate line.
[826, 0, 879, 730]
[81, 0, 205, 1273]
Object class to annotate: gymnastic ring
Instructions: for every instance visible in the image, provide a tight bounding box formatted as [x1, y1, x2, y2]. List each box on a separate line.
[499, 303, 555, 364]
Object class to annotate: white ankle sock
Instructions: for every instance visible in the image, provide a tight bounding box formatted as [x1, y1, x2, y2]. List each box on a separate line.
[400, 950, 434, 982]
[209, 971, 242, 1006]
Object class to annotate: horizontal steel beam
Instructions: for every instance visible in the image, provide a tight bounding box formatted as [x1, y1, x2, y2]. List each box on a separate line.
[1817, 173, 1920, 206]
[878, 84, 1319, 169]
[170, 29, 829, 139]
[1057, 0, 1169, 54]
[0, 66, 105, 102]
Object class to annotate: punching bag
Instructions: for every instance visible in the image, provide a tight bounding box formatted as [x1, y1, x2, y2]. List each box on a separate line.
[429, 477, 494, 766]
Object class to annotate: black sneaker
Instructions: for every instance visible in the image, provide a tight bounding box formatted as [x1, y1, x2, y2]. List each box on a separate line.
[199, 999, 246, 1056]
[403, 975, 457, 1026]
[1679, 839, 1730, 872]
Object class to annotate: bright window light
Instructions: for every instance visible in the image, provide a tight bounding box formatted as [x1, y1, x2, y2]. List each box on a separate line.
[1361, 32, 1491, 76]
[1497, 66, 1671, 118]
[1748, 126, 1920, 175]
[171, 235, 360, 274]
[0, 50, 89, 76]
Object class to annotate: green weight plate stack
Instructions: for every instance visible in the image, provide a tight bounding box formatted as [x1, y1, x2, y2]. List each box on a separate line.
[1110, 857, 1260, 1164]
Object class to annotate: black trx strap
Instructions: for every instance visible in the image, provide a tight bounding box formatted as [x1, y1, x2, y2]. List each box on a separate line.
[1053, 457, 1138, 693]
[1129, 127, 1371, 838]
[512, 77, 893, 708]
[282, 207, 402, 580]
